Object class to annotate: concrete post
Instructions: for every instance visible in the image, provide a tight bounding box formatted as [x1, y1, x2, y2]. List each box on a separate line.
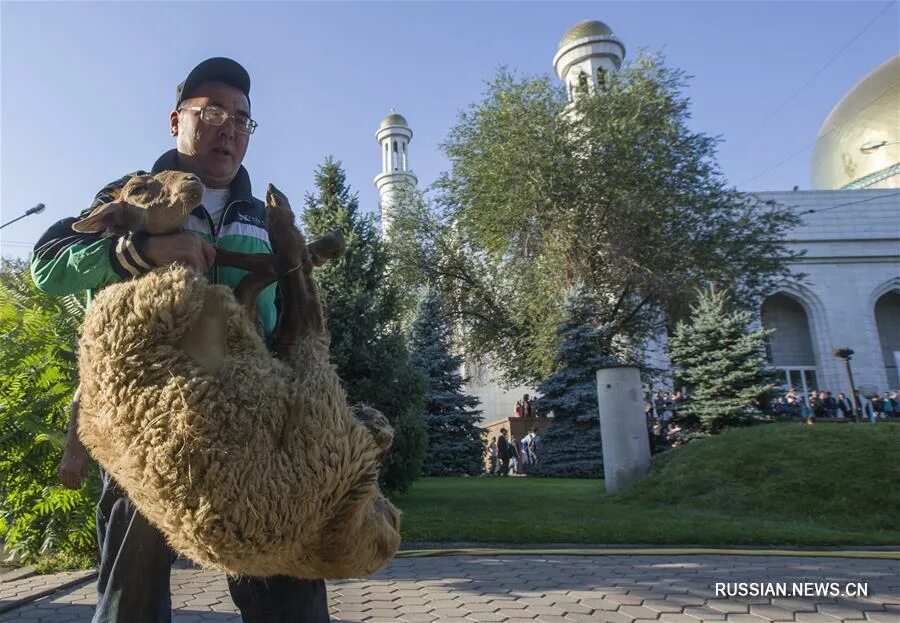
[596, 366, 651, 493]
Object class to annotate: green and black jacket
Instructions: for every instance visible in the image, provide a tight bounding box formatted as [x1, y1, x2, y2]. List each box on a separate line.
[30, 149, 278, 337]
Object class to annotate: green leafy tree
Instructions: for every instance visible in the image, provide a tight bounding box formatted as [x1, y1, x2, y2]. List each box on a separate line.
[669, 285, 779, 434]
[302, 157, 427, 492]
[408, 290, 484, 475]
[380, 184, 437, 325]
[532, 285, 618, 478]
[433, 56, 802, 387]
[0, 260, 98, 564]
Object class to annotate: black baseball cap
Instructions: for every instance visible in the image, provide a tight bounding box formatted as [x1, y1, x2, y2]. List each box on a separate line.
[176, 57, 251, 108]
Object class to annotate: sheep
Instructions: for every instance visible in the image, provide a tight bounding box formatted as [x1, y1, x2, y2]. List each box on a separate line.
[75, 183, 400, 580]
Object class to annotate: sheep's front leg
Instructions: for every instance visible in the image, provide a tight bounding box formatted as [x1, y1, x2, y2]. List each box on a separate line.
[264, 184, 328, 359]
[263, 187, 392, 454]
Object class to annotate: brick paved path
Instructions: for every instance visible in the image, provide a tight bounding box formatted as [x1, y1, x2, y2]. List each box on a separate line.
[1, 554, 898, 622]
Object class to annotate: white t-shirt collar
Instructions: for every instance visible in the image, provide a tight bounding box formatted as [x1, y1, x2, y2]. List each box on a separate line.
[203, 187, 231, 224]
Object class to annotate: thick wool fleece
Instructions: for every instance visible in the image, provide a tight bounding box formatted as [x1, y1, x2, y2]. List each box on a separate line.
[77, 266, 401, 579]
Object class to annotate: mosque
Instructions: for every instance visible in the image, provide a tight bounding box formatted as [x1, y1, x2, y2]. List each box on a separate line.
[373, 20, 900, 423]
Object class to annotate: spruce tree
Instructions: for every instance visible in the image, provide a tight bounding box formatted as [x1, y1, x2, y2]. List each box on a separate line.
[669, 285, 778, 434]
[532, 285, 616, 478]
[408, 290, 484, 475]
[302, 157, 427, 492]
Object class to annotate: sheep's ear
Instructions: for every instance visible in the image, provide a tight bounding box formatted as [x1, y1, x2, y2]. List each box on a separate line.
[177, 289, 227, 375]
[72, 202, 127, 233]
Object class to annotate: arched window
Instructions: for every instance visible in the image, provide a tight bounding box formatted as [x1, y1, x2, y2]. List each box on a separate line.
[393, 141, 398, 171]
[761, 293, 818, 393]
[596, 67, 608, 90]
[578, 71, 588, 92]
[875, 290, 900, 389]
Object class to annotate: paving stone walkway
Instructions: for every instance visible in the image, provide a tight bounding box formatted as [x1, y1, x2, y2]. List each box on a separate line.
[1, 554, 898, 622]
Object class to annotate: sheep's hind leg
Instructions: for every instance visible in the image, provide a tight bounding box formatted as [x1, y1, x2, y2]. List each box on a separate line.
[215, 249, 282, 316]
[215, 228, 343, 325]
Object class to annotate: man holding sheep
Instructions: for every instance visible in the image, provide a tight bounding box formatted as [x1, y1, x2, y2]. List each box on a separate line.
[31, 58, 330, 623]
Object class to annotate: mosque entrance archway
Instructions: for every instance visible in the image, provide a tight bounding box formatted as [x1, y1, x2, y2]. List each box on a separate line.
[874, 289, 900, 390]
[761, 292, 819, 392]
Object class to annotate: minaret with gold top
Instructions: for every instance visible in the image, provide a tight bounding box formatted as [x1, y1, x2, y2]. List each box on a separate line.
[553, 20, 625, 102]
[374, 110, 418, 238]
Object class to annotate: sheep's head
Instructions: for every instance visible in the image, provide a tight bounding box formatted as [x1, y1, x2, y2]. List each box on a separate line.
[73, 171, 204, 235]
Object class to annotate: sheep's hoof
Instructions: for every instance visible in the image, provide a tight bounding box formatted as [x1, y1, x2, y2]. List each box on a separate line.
[351, 404, 394, 452]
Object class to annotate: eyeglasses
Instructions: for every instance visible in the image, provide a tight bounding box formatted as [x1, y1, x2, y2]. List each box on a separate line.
[179, 104, 258, 135]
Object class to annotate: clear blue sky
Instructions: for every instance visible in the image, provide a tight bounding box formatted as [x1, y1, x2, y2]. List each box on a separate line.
[2, 1, 898, 258]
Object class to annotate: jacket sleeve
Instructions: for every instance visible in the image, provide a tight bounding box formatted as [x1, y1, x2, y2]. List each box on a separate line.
[30, 172, 157, 296]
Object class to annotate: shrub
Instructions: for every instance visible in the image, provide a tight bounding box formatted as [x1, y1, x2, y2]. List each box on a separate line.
[0, 259, 98, 564]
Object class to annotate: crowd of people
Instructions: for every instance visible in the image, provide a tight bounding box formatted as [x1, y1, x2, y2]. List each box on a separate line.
[486, 427, 544, 476]
[512, 393, 543, 418]
[645, 391, 688, 450]
[771, 388, 899, 423]
[644, 386, 900, 431]
[484, 384, 900, 476]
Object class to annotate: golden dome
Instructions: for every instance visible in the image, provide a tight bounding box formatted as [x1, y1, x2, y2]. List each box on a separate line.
[811, 55, 900, 189]
[379, 112, 408, 130]
[558, 20, 614, 50]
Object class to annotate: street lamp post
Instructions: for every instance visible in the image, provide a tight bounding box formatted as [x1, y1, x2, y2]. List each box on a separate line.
[833, 347, 860, 422]
[0, 203, 45, 230]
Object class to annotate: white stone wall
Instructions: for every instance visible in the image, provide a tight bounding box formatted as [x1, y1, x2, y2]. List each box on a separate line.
[755, 189, 900, 393]
[642, 328, 673, 391]
[462, 357, 536, 423]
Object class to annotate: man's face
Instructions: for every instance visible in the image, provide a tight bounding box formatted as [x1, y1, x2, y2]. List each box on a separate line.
[170, 81, 251, 188]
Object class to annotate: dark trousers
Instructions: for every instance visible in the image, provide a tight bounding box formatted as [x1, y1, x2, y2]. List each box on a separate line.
[93, 470, 330, 623]
[498, 457, 510, 475]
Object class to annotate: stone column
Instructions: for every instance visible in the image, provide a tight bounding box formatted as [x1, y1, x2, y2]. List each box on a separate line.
[596, 366, 651, 493]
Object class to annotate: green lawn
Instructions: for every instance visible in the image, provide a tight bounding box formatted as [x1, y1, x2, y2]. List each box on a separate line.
[389, 423, 900, 547]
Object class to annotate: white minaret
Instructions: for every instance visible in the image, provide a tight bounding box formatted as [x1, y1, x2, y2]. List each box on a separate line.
[374, 110, 418, 238]
[553, 20, 625, 102]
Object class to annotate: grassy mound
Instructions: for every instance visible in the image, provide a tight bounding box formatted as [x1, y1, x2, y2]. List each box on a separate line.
[390, 423, 900, 546]
[617, 422, 900, 531]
